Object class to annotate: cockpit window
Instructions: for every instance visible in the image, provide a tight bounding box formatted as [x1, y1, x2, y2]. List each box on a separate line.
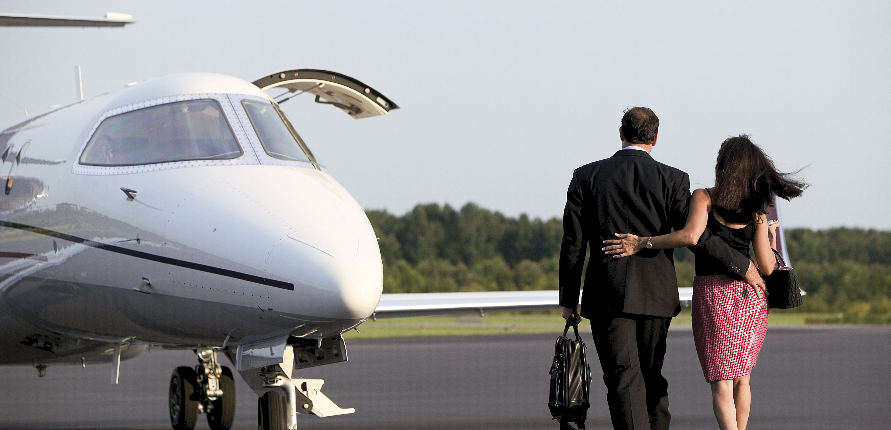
[80, 99, 242, 166]
[242, 99, 316, 163]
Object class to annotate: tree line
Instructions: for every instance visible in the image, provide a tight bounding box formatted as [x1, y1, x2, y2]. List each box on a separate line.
[367, 204, 891, 322]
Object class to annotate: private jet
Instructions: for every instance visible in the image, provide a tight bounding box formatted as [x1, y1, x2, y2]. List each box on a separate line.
[0, 68, 563, 430]
[1, 10, 801, 430]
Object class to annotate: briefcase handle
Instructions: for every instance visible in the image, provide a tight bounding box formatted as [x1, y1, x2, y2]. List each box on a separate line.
[562, 308, 581, 339]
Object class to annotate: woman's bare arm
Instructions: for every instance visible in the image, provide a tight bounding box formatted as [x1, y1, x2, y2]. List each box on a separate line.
[603, 188, 711, 258]
[753, 213, 776, 276]
[767, 220, 780, 250]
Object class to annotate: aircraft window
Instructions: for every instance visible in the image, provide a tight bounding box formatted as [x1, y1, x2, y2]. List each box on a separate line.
[80, 100, 242, 166]
[242, 100, 315, 163]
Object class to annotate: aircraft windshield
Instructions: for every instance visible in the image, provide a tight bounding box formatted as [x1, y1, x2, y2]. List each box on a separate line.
[242, 100, 315, 163]
[80, 99, 242, 166]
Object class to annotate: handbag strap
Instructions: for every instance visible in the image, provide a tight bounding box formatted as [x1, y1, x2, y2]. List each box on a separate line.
[772, 248, 789, 269]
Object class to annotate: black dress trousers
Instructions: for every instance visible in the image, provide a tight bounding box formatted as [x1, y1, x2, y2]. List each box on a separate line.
[590, 313, 671, 430]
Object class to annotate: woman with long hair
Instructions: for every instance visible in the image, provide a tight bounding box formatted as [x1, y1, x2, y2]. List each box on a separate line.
[602, 135, 806, 430]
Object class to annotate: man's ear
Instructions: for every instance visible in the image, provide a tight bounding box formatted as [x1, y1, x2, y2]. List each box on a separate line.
[651, 133, 658, 147]
[619, 126, 625, 143]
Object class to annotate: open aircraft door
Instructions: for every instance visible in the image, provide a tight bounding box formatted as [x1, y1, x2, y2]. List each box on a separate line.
[253, 69, 399, 119]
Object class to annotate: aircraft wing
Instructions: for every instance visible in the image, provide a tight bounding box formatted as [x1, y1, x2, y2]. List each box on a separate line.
[373, 287, 696, 319]
[372, 290, 561, 319]
[0, 12, 133, 27]
[678, 287, 693, 306]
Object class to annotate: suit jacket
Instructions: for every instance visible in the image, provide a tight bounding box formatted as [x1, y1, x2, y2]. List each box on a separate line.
[559, 149, 750, 318]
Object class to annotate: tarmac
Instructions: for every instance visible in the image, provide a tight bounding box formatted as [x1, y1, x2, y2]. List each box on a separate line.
[0, 324, 888, 430]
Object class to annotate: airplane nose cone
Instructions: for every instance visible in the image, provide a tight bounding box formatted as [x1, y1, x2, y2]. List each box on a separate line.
[266, 227, 382, 320]
[165, 165, 383, 321]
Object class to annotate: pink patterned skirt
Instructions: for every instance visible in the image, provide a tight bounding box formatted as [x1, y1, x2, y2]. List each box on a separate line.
[692, 274, 769, 383]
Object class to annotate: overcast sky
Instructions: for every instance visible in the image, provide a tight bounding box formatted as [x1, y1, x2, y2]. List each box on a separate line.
[1, 1, 889, 229]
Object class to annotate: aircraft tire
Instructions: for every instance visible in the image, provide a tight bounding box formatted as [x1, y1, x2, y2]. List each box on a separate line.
[169, 366, 199, 430]
[206, 366, 236, 430]
[258, 391, 289, 430]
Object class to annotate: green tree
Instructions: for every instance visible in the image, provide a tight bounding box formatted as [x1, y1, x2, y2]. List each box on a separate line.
[514, 259, 547, 290]
[457, 203, 507, 266]
[416, 259, 460, 293]
[397, 204, 445, 265]
[383, 259, 425, 294]
[499, 215, 562, 265]
[472, 257, 516, 291]
[368, 204, 891, 321]
[786, 228, 891, 265]
[366, 209, 403, 264]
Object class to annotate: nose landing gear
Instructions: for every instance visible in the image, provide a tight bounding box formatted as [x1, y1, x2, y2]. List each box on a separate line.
[239, 342, 354, 430]
[168, 348, 235, 430]
[257, 391, 288, 430]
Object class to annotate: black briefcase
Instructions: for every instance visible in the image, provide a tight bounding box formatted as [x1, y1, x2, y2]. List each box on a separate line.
[548, 313, 591, 429]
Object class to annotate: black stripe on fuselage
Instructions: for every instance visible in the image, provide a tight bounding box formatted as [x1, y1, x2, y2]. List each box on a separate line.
[0, 220, 294, 291]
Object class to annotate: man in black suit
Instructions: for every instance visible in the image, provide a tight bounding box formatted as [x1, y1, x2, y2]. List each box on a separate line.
[558, 107, 763, 430]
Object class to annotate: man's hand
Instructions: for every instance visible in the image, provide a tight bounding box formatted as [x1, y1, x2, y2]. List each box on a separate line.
[562, 307, 574, 320]
[744, 261, 767, 300]
[562, 307, 582, 324]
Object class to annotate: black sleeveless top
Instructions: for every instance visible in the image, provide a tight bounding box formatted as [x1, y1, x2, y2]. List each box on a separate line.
[694, 210, 756, 277]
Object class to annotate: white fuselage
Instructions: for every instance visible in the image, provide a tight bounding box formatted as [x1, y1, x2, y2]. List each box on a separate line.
[0, 73, 383, 364]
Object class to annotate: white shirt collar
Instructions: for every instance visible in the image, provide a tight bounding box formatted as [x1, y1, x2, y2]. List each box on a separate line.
[621, 145, 648, 152]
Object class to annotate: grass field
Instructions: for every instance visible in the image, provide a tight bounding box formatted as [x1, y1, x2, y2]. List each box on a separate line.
[343, 310, 847, 339]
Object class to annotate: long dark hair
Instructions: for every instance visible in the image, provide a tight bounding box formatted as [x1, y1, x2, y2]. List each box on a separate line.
[712, 135, 807, 220]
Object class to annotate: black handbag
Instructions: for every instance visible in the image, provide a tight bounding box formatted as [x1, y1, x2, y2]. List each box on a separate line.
[548, 312, 591, 429]
[764, 249, 803, 309]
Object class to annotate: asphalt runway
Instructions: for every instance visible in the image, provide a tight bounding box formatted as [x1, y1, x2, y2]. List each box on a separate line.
[0, 325, 888, 430]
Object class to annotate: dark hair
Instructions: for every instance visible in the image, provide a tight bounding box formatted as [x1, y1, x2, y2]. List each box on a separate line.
[712, 135, 807, 220]
[620, 107, 659, 144]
